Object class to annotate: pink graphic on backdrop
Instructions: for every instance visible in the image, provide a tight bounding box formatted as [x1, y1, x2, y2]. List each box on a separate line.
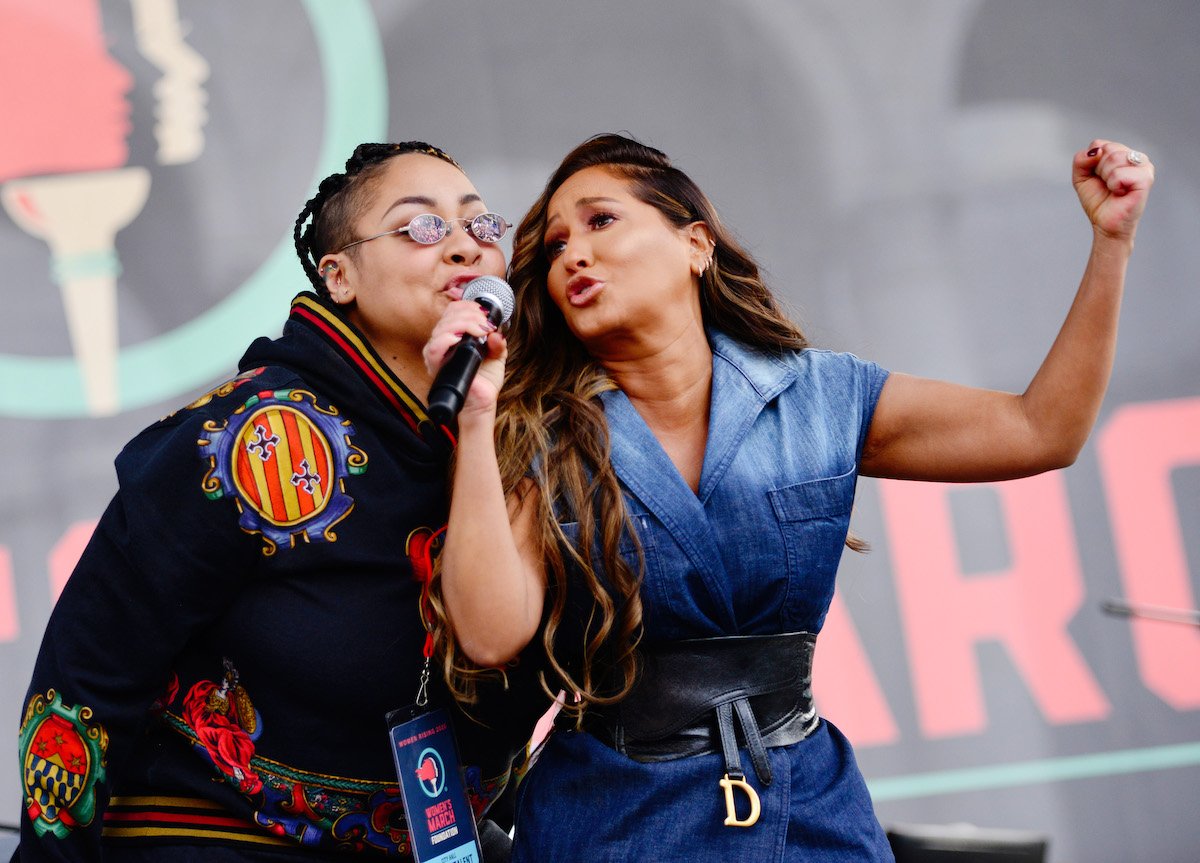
[1, 0, 209, 416]
[812, 594, 899, 746]
[0, 522, 100, 642]
[0, 546, 16, 642]
[880, 473, 1111, 738]
[49, 521, 100, 604]
[0, 0, 134, 182]
[1099, 397, 1200, 710]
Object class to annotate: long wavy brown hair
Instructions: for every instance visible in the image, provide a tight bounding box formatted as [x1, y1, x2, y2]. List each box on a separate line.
[435, 133, 824, 719]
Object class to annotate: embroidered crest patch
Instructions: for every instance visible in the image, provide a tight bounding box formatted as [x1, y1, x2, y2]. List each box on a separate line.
[19, 690, 109, 839]
[199, 388, 367, 554]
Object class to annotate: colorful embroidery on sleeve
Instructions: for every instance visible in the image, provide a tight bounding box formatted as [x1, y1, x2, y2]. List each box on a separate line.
[181, 659, 263, 794]
[19, 690, 110, 839]
[147, 659, 508, 854]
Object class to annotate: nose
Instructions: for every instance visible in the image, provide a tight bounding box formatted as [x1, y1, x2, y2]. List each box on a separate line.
[442, 222, 483, 266]
[561, 233, 592, 272]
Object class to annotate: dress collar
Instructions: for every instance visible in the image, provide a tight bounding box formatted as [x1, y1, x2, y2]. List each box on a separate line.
[287, 292, 430, 436]
[706, 329, 796, 405]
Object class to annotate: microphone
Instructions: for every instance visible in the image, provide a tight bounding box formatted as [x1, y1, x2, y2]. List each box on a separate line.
[427, 275, 515, 426]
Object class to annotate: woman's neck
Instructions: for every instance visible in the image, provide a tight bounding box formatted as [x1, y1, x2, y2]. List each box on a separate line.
[599, 323, 713, 431]
[365, 331, 432, 400]
[345, 308, 433, 399]
[387, 352, 433, 400]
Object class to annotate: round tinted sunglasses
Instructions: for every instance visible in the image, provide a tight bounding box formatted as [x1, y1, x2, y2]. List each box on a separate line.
[335, 212, 511, 253]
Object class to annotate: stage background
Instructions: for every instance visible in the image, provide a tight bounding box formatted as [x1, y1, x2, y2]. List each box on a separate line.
[2, 1, 1197, 859]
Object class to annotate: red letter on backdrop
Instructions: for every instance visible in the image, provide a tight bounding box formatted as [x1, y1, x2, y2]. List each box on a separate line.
[48, 520, 98, 604]
[813, 594, 900, 746]
[0, 545, 16, 642]
[1099, 397, 1200, 709]
[879, 473, 1109, 737]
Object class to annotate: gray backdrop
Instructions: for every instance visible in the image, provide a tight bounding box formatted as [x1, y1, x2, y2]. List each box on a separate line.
[2, 1, 1197, 860]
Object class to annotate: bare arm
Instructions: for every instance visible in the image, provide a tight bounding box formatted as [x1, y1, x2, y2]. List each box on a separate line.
[425, 302, 546, 667]
[861, 139, 1154, 482]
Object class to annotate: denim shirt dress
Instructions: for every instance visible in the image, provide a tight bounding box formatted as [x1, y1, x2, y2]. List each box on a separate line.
[511, 331, 894, 862]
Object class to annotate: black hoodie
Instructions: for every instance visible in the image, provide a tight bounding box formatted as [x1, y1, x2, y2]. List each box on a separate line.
[15, 293, 540, 861]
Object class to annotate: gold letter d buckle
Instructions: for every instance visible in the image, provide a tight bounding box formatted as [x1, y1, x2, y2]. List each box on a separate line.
[719, 773, 760, 827]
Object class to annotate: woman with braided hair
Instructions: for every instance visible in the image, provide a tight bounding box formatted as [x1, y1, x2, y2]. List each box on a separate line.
[14, 142, 534, 861]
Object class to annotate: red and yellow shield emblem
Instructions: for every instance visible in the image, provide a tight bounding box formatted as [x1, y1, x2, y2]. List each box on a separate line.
[199, 389, 366, 553]
[232, 403, 335, 526]
[20, 690, 109, 838]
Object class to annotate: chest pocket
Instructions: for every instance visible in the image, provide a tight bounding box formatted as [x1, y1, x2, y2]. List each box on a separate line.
[767, 468, 856, 631]
[556, 502, 666, 616]
[557, 505, 657, 566]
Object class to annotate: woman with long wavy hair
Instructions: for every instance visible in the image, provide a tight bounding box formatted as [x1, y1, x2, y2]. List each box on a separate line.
[426, 133, 1153, 861]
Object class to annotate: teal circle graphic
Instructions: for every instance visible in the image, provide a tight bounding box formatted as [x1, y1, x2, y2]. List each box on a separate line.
[417, 746, 446, 798]
[0, 0, 387, 418]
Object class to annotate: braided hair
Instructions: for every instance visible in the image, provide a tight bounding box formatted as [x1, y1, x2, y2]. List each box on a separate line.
[293, 142, 462, 295]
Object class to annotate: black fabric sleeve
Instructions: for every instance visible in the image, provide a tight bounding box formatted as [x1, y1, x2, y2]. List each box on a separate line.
[14, 409, 261, 861]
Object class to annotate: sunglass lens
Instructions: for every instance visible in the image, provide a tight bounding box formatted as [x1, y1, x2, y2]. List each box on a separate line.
[407, 214, 448, 244]
[470, 213, 507, 243]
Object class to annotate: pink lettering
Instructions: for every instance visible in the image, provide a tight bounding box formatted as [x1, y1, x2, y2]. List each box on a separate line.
[879, 474, 1109, 737]
[0, 546, 17, 642]
[48, 520, 98, 604]
[1098, 397, 1200, 709]
[813, 594, 899, 746]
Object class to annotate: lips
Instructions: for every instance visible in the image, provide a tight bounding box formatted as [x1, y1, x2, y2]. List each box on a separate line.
[443, 273, 481, 300]
[566, 275, 603, 307]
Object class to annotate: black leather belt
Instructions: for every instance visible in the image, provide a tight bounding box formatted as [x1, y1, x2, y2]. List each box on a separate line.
[587, 632, 819, 826]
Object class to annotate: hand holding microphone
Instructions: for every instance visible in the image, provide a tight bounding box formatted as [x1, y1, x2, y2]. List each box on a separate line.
[426, 275, 515, 426]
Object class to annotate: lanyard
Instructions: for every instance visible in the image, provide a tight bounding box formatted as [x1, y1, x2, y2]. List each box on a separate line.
[408, 524, 446, 708]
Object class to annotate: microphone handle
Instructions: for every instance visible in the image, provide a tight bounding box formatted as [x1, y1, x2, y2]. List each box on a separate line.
[426, 298, 502, 426]
[427, 337, 484, 425]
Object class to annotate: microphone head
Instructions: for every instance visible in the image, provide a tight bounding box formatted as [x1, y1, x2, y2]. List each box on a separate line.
[462, 275, 515, 324]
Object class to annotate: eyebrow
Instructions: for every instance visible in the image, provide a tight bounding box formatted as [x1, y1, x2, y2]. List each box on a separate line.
[545, 196, 623, 231]
[381, 193, 483, 220]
